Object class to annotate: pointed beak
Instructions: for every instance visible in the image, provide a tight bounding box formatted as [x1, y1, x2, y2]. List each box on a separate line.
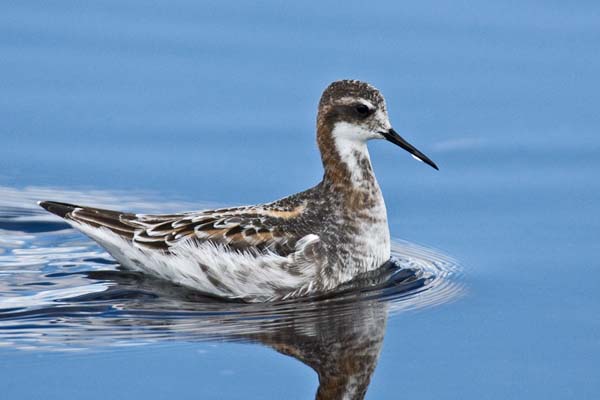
[380, 128, 439, 170]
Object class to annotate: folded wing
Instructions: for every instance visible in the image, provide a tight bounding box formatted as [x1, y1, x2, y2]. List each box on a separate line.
[42, 201, 305, 256]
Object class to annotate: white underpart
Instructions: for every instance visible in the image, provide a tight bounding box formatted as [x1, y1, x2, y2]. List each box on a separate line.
[70, 222, 320, 302]
[330, 121, 392, 277]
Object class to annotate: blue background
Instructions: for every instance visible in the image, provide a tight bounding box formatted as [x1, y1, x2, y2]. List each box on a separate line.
[1, 1, 599, 398]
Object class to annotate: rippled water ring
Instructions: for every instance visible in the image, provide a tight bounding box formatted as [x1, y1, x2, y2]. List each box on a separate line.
[0, 188, 463, 351]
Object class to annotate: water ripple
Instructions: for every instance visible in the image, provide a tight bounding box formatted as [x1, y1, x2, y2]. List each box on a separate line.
[0, 186, 463, 352]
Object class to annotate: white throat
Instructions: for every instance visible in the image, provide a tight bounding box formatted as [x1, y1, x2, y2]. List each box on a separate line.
[331, 122, 377, 189]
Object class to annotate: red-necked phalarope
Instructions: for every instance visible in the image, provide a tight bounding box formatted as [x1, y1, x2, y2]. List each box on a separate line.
[39, 80, 438, 302]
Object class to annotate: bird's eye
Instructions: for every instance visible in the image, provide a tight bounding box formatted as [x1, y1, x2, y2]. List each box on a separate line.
[355, 104, 370, 116]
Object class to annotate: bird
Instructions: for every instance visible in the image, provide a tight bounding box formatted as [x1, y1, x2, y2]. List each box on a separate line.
[39, 80, 438, 302]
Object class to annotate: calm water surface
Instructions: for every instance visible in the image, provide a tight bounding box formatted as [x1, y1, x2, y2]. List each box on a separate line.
[1, 1, 599, 399]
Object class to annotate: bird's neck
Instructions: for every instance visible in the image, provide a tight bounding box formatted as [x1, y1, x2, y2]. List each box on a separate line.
[317, 122, 391, 269]
[317, 124, 384, 210]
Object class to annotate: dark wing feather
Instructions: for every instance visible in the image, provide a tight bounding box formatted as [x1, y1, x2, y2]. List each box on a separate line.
[128, 208, 300, 254]
[39, 201, 138, 237]
[40, 201, 304, 256]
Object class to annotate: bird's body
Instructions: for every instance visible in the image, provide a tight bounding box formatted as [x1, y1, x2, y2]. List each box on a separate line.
[40, 80, 437, 302]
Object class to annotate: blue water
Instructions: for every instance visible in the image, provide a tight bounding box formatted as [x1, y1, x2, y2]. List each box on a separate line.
[1, 1, 600, 398]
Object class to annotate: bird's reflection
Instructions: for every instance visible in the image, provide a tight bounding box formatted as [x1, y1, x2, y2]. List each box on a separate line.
[2, 263, 417, 399]
[83, 265, 400, 399]
[248, 298, 387, 399]
[115, 270, 392, 399]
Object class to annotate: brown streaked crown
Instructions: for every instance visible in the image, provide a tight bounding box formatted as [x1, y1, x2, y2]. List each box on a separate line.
[316, 80, 388, 132]
[318, 80, 386, 111]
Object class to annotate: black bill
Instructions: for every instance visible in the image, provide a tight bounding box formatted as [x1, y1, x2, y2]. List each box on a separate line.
[381, 128, 439, 170]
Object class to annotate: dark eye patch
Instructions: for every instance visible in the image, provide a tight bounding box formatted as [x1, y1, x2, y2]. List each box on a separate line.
[355, 104, 371, 117]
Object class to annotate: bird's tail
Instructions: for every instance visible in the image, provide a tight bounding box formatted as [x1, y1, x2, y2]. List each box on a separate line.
[38, 200, 136, 239]
[38, 201, 78, 218]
